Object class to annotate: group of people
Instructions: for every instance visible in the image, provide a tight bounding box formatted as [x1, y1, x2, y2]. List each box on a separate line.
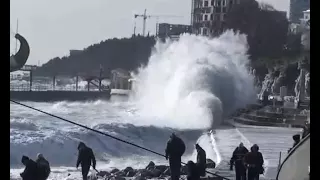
[20, 142, 96, 180]
[20, 134, 266, 180]
[230, 143, 264, 180]
[20, 153, 51, 180]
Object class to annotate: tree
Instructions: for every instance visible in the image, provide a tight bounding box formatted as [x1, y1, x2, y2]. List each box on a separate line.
[225, 0, 289, 60]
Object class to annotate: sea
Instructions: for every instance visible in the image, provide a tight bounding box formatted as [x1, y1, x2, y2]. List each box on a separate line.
[10, 31, 301, 180]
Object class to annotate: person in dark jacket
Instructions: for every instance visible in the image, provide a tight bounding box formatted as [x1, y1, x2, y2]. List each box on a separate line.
[165, 133, 186, 180]
[195, 144, 206, 176]
[288, 134, 301, 153]
[230, 143, 248, 180]
[36, 153, 51, 180]
[187, 161, 200, 180]
[302, 121, 310, 138]
[76, 142, 96, 180]
[244, 144, 264, 180]
[20, 155, 38, 180]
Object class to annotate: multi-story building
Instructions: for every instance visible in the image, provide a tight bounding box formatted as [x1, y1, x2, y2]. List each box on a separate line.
[191, 0, 240, 36]
[156, 23, 192, 40]
[289, 0, 310, 24]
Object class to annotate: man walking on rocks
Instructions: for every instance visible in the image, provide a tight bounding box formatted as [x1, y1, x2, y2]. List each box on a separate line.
[76, 142, 96, 180]
[165, 133, 186, 180]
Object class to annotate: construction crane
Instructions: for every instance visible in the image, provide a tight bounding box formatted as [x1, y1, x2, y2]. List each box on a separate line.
[134, 9, 183, 36]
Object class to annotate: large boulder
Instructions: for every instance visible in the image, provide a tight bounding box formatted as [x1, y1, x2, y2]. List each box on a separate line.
[136, 169, 153, 179]
[133, 176, 146, 180]
[126, 170, 136, 177]
[145, 161, 156, 170]
[97, 171, 111, 177]
[180, 165, 188, 175]
[162, 167, 171, 176]
[106, 176, 126, 180]
[110, 168, 120, 174]
[114, 171, 126, 177]
[206, 159, 216, 168]
[155, 165, 168, 173]
[150, 168, 162, 177]
[123, 167, 134, 174]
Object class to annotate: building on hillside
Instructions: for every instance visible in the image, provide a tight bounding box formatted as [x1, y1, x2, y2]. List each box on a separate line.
[110, 68, 131, 89]
[156, 23, 192, 40]
[191, 0, 241, 36]
[289, 0, 309, 23]
[300, 9, 310, 27]
[289, 9, 310, 34]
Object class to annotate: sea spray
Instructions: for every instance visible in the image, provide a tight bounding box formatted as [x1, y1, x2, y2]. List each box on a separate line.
[131, 31, 256, 130]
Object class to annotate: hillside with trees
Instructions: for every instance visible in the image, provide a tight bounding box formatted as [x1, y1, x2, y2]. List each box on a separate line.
[34, 35, 156, 77]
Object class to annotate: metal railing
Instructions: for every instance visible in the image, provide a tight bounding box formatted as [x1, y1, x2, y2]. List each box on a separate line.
[10, 84, 101, 92]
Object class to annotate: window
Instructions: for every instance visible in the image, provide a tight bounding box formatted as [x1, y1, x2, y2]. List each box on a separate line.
[210, 14, 214, 20]
[204, 14, 208, 21]
[222, 0, 227, 7]
[203, 28, 207, 35]
[230, 0, 233, 6]
[204, 0, 209, 7]
[222, 7, 227, 13]
[217, 0, 221, 6]
[215, 15, 219, 21]
[216, 7, 221, 13]
[211, 0, 214, 6]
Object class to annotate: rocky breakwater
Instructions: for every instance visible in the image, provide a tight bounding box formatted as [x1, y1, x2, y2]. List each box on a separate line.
[92, 159, 217, 180]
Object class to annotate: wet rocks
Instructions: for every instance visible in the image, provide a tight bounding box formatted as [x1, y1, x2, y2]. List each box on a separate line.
[145, 161, 155, 170]
[206, 159, 216, 168]
[97, 171, 111, 177]
[99, 162, 175, 180]
[110, 168, 120, 174]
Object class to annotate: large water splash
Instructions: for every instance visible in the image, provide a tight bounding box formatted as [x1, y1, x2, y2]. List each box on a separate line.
[131, 31, 256, 130]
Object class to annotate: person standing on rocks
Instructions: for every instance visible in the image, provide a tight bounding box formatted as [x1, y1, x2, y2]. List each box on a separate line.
[195, 144, 206, 176]
[230, 142, 248, 180]
[76, 142, 96, 180]
[36, 153, 51, 180]
[20, 155, 38, 180]
[165, 133, 186, 180]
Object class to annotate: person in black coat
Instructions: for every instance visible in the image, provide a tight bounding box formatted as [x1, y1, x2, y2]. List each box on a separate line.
[36, 153, 51, 180]
[230, 143, 249, 180]
[187, 161, 200, 180]
[165, 133, 186, 180]
[76, 142, 96, 180]
[20, 155, 38, 180]
[195, 144, 206, 176]
[244, 144, 264, 180]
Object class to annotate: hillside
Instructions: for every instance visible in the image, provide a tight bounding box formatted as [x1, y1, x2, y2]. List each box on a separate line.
[34, 35, 156, 77]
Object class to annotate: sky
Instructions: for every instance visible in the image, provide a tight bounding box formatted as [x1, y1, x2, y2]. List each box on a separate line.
[10, 0, 289, 65]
